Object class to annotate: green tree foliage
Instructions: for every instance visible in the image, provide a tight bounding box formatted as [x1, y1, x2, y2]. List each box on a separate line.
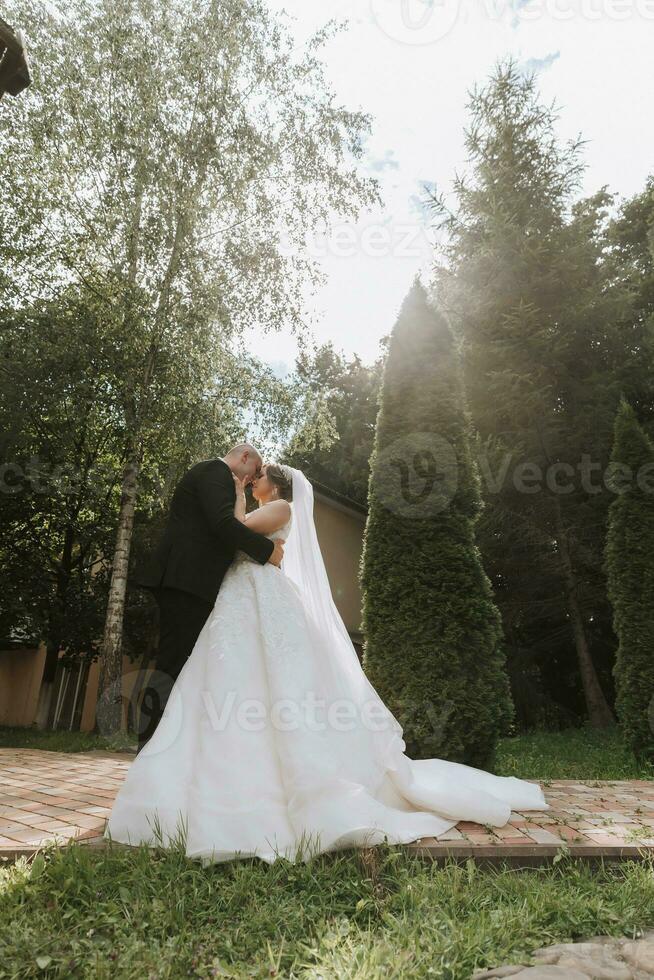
[0, 289, 300, 726]
[605, 399, 654, 763]
[607, 177, 654, 422]
[430, 59, 639, 728]
[0, 0, 377, 731]
[0, 293, 124, 723]
[361, 281, 513, 767]
[283, 344, 383, 505]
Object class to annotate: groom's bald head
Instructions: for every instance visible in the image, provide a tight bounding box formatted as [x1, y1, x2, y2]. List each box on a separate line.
[222, 443, 263, 484]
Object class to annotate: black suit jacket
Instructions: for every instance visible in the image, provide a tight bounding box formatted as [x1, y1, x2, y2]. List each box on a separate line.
[136, 458, 274, 605]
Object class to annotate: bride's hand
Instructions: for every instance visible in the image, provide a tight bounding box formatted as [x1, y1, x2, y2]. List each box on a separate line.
[233, 473, 246, 496]
[232, 473, 247, 522]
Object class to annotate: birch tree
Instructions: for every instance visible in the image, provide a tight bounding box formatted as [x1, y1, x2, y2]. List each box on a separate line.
[1, 0, 377, 733]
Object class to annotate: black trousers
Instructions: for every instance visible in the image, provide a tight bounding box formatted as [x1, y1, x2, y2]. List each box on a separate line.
[136, 587, 213, 754]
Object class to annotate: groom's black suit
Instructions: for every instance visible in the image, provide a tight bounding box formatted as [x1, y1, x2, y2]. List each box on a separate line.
[135, 458, 274, 752]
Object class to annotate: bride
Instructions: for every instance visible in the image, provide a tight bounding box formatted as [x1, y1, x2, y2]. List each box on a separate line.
[105, 463, 550, 864]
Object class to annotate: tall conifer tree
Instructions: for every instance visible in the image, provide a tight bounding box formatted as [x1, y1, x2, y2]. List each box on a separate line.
[431, 59, 623, 727]
[605, 399, 654, 762]
[361, 281, 513, 767]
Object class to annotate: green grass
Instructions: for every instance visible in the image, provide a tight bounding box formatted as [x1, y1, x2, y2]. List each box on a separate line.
[1, 839, 653, 979]
[495, 722, 654, 782]
[0, 726, 136, 754]
[2, 722, 652, 781]
[1, 724, 653, 977]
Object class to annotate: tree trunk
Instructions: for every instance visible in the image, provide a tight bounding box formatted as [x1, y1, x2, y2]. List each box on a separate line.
[96, 450, 141, 737]
[94, 151, 202, 736]
[93, 166, 146, 738]
[34, 639, 60, 729]
[35, 523, 76, 729]
[553, 500, 615, 728]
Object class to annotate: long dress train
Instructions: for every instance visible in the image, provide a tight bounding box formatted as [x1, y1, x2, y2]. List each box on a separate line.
[105, 516, 550, 864]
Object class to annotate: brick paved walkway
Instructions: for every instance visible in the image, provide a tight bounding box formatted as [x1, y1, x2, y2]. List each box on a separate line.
[1, 748, 654, 863]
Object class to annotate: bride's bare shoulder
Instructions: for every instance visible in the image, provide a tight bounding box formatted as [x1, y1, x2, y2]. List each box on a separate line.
[244, 499, 291, 533]
[262, 499, 291, 523]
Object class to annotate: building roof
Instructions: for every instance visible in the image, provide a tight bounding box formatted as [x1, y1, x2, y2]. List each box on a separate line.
[310, 478, 368, 519]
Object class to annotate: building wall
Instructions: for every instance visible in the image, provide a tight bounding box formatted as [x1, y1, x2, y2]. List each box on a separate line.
[313, 494, 366, 637]
[0, 644, 46, 726]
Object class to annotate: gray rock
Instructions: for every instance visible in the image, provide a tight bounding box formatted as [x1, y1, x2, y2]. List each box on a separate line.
[621, 940, 654, 973]
[471, 966, 527, 979]
[472, 932, 654, 980]
[555, 953, 632, 979]
[474, 970, 590, 979]
[577, 935, 628, 946]
[534, 941, 619, 960]
[507, 968, 591, 979]
[532, 941, 633, 978]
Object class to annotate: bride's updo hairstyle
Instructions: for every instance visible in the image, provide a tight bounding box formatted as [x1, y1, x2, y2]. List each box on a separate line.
[267, 463, 293, 501]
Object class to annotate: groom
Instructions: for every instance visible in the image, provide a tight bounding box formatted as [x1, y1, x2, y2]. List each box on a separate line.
[135, 443, 284, 753]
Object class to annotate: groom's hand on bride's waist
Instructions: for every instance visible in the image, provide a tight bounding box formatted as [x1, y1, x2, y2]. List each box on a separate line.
[268, 539, 285, 567]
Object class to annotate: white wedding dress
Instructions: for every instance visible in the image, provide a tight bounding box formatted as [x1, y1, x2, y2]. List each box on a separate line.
[105, 469, 549, 865]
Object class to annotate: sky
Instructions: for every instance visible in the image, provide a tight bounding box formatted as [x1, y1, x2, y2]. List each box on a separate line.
[245, 0, 654, 373]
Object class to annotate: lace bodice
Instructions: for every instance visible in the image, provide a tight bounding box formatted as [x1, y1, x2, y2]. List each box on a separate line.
[268, 511, 293, 542]
[232, 506, 292, 566]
